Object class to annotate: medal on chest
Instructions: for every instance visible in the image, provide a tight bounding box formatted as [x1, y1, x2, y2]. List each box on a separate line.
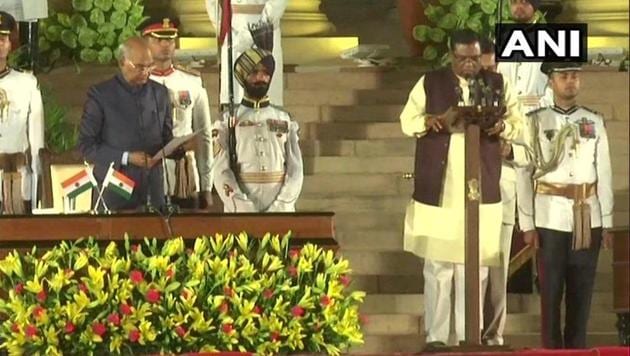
[0, 87, 9, 122]
[578, 117, 596, 139]
[178, 91, 191, 109]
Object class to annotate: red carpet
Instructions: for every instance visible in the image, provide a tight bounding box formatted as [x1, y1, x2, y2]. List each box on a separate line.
[431, 346, 630, 356]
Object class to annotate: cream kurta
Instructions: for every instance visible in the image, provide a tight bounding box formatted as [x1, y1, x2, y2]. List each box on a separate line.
[401, 74, 524, 265]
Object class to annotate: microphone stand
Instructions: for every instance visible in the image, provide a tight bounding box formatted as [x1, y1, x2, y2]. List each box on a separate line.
[143, 154, 157, 213]
[161, 146, 179, 216]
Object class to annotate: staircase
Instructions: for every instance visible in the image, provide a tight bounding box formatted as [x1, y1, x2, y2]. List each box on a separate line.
[41, 65, 629, 354]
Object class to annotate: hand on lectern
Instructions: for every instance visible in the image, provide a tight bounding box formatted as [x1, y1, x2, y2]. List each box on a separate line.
[485, 119, 505, 136]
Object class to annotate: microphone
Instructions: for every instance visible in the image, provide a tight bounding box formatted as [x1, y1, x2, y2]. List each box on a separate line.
[160, 144, 179, 215]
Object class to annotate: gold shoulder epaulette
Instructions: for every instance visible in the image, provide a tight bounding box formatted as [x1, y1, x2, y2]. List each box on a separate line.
[174, 64, 201, 77]
[525, 106, 547, 117]
[579, 105, 603, 117]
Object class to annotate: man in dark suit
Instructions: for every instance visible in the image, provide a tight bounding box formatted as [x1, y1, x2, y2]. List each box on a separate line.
[79, 36, 181, 211]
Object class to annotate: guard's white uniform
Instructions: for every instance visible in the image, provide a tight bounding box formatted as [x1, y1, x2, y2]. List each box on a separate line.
[150, 65, 213, 197]
[0, 68, 44, 206]
[212, 100, 302, 212]
[205, 0, 287, 106]
[519, 105, 614, 232]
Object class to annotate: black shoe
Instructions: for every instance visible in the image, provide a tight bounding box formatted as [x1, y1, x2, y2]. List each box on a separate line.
[423, 341, 448, 353]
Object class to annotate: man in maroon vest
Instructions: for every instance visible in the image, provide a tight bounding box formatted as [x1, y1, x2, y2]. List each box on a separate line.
[400, 29, 526, 348]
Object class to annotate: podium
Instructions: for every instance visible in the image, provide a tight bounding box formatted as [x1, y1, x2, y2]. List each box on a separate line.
[0, 212, 337, 251]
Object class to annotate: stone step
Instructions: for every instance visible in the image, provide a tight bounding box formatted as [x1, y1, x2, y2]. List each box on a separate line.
[581, 71, 629, 93]
[303, 156, 413, 175]
[298, 196, 409, 213]
[358, 292, 614, 316]
[352, 335, 423, 354]
[505, 313, 616, 333]
[301, 139, 415, 157]
[606, 121, 630, 140]
[361, 314, 422, 336]
[305, 122, 404, 140]
[349, 272, 613, 295]
[302, 174, 410, 197]
[341, 251, 423, 276]
[610, 138, 630, 155]
[285, 70, 421, 90]
[321, 105, 403, 123]
[337, 229, 405, 252]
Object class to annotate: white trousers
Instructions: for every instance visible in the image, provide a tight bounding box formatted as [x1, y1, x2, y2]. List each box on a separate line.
[423, 259, 489, 344]
[481, 223, 514, 345]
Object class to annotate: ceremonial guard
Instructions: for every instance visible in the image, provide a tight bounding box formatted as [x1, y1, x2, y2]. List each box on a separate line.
[0, 11, 44, 214]
[141, 16, 214, 209]
[205, 0, 287, 106]
[213, 23, 302, 212]
[520, 62, 614, 349]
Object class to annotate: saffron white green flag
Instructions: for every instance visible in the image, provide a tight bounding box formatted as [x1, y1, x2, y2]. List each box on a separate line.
[61, 168, 97, 199]
[103, 165, 135, 200]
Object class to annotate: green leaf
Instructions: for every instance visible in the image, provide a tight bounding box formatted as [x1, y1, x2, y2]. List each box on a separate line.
[480, 0, 497, 15]
[78, 27, 98, 48]
[429, 28, 447, 43]
[110, 10, 127, 29]
[61, 29, 78, 49]
[70, 14, 88, 31]
[439, 0, 456, 5]
[467, 12, 483, 33]
[72, 0, 93, 12]
[94, 0, 113, 11]
[413, 25, 431, 42]
[98, 31, 117, 46]
[89, 8, 105, 25]
[424, 5, 446, 23]
[100, 23, 116, 34]
[423, 45, 438, 61]
[39, 37, 51, 52]
[113, 0, 132, 11]
[97, 47, 113, 64]
[437, 13, 458, 30]
[452, 0, 472, 18]
[57, 13, 72, 28]
[49, 48, 62, 64]
[45, 25, 64, 42]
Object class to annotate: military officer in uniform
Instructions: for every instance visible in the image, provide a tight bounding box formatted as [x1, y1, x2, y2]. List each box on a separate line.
[205, 0, 287, 106]
[520, 62, 614, 349]
[0, 11, 44, 214]
[213, 46, 303, 212]
[140, 16, 214, 209]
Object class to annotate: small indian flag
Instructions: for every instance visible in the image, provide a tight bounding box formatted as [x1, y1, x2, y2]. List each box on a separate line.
[103, 165, 135, 200]
[61, 168, 97, 199]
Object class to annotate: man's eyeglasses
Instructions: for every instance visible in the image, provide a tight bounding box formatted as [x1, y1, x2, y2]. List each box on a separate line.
[453, 54, 481, 63]
[127, 60, 155, 73]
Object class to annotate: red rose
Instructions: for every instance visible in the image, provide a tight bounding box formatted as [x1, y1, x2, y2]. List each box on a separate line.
[78, 283, 89, 294]
[119, 303, 133, 316]
[11, 323, 20, 333]
[65, 322, 76, 334]
[14, 283, 24, 295]
[289, 248, 300, 259]
[146, 288, 161, 304]
[291, 306, 305, 318]
[36, 290, 47, 303]
[107, 312, 120, 326]
[271, 331, 281, 342]
[92, 322, 106, 337]
[166, 268, 174, 279]
[221, 323, 233, 334]
[131, 244, 140, 253]
[224, 286, 234, 297]
[320, 295, 331, 307]
[129, 329, 140, 342]
[287, 266, 298, 277]
[339, 275, 351, 288]
[130, 270, 144, 284]
[33, 306, 45, 319]
[219, 301, 229, 314]
[181, 290, 189, 299]
[25, 324, 37, 338]
[175, 325, 186, 338]
[253, 305, 262, 315]
[262, 289, 274, 300]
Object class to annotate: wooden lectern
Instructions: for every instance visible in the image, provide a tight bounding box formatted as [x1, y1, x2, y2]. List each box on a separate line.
[0, 213, 337, 253]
